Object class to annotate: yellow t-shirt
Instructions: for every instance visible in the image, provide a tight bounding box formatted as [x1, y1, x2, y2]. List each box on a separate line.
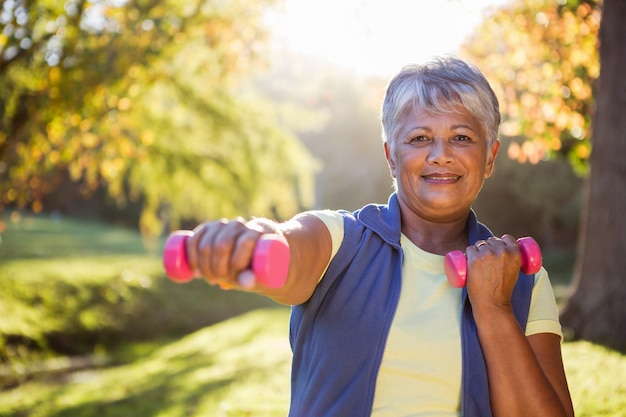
[311, 210, 563, 417]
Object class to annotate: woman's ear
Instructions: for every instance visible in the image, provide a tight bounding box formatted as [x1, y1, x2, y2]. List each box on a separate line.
[384, 142, 397, 178]
[485, 139, 500, 178]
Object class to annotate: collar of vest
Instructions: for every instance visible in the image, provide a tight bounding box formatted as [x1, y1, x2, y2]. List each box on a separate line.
[354, 192, 490, 247]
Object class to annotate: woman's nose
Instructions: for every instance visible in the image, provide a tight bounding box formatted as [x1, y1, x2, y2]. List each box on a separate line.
[427, 139, 453, 164]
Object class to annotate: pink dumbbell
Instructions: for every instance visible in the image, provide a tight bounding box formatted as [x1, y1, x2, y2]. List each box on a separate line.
[163, 231, 290, 288]
[443, 237, 542, 288]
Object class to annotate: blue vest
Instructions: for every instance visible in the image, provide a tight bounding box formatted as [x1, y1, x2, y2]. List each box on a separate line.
[288, 194, 533, 417]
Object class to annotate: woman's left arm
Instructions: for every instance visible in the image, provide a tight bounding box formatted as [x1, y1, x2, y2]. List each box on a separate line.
[467, 235, 574, 417]
[472, 306, 574, 417]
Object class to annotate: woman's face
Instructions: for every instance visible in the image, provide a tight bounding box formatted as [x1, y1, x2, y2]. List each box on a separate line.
[385, 105, 500, 222]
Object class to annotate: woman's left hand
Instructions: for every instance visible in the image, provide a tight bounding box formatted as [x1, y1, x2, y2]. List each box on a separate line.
[465, 234, 523, 309]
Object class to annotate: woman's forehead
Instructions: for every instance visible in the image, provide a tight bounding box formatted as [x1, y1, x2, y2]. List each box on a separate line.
[397, 105, 486, 137]
[401, 103, 478, 125]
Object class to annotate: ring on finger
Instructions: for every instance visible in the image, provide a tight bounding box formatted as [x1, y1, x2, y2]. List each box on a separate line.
[218, 280, 233, 290]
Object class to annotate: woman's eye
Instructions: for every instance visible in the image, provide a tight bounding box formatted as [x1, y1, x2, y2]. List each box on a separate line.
[410, 135, 428, 143]
[455, 135, 472, 142]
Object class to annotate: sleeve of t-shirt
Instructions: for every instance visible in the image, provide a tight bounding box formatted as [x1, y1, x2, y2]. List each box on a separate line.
[525, 267, 563, 340]
[306, 210, 345, 281]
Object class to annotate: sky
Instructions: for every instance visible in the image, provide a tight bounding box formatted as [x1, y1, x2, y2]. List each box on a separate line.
[268, 0, 512, 77]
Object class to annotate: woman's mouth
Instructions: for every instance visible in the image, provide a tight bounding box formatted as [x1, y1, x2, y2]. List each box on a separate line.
[422, 173, 461, 182]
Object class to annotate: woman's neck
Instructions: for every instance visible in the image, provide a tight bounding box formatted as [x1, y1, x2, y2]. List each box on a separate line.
[399, 207, 470, 256]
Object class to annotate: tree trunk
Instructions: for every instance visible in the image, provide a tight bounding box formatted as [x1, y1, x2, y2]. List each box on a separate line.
[559, 0, 626, 352]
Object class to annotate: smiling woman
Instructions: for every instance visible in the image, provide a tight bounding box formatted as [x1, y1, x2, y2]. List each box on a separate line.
[269, 0, 513, 77]
[178, 56, 574, 417]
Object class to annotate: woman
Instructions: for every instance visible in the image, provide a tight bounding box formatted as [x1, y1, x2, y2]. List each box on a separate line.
[184, 56, 574, 417]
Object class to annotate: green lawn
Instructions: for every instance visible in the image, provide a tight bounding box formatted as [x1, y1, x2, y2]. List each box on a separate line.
[0, 211, 154, 260]
[0, 309, 292, 417]
[0, 308, 624, 416]
[0, 212, 275, 379]
[563, 341, 626, 416]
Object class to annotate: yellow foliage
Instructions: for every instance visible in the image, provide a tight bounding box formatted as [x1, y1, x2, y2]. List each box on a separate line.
[461, 0, 600, 175]
[1, 0, 317, 231]
[117, 97, 132, 111]
[49, 67, 61, 84]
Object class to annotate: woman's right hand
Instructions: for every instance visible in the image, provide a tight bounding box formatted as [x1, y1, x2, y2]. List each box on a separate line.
[185, 218, 264, 290]
[184, 213, 332, 305]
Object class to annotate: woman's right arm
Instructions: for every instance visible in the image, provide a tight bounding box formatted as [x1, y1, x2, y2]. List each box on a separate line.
[184, 212, 332, 306]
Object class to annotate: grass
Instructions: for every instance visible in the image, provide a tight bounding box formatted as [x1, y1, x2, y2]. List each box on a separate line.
[563, 341, 626, 416]
[0, 255, 273, 354]
[0, 309, 292, 417]
[0, 211, 276, 384]
[0, 308, 624, 416]
[0, 211, 155, 260]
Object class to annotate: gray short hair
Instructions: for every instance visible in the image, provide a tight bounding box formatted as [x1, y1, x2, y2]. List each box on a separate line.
[381, 56, 501, 149]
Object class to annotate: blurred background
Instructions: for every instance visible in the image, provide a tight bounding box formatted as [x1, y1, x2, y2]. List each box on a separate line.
[1, 0, 624, 416]
[0, 0, 591, 237]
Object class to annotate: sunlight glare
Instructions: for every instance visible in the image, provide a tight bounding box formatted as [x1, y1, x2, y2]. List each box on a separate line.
[270, 0, 512, 77]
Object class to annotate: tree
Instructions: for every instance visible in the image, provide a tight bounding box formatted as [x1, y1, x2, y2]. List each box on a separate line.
[461, 0, 599, 254]
[463, 0, 626, 350]
[559, 0, 626, 351]
[0, 0, 317, 235]
[462, 0, 600, 175]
